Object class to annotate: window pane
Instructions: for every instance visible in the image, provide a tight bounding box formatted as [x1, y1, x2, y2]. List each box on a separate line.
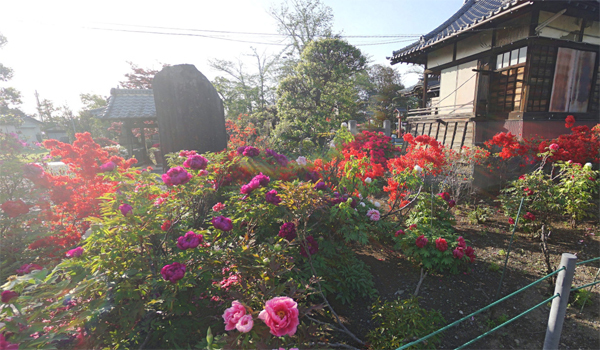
[497, 53, 504, 69]
[503, 52, 510, 68]
[518, 47, 527, 64]
[510, 49, 519, 66]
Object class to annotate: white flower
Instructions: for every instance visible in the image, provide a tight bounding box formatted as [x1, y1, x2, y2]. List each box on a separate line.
[296, 156, 307, 166]
[360, 202, 365, 207]
[341, 122, 348, 128]
[358, 193, 363, 199]
[584, 162, 592, 169]
[365, 177, 372, 184]
[414, 165, 423, 173]
[374, 201, 381, 208]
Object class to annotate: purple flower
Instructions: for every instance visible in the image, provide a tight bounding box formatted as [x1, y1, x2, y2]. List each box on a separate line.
[265, 190, 282, 205]
[162, 166, 192, 186]
[177, 231, 203, 250]
[1, 290, 19, 304]
[242, 146, 260, 157]
[265, 149, 289, 166]
[212, 216, 233, 231]
[183, 155, 208, 170]
[161, 262, 186, 283]
[314, 181, 327, 190]
[252, 173, 270, 187]
[300, 236, 319, 257]
[278, 222, 297, 241]
[237, 146, 248, 155]
[305, 170, 320, 183]
[119, 203, 133, 216]
[66, 247, 84, 258]
[99, 161, 117, 172]
[240, 179, 260, 194]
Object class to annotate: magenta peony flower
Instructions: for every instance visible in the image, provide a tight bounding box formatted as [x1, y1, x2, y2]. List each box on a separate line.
[236, 314, 254, 333]
[242, 146, 260, 157]
[435, 237, 448, 252]
[508, 217, 515, 225]
[266, 190, 282, 205]
[161, 220, 172, 231]
[99, 161, 117, 172]
[223, 300, 246, 331]
[415, 235, 428, 248]
[0, 333, 19, 350]
[549, 143, 559, 151]
[258, 296, 300, 337]
[299, 235, 319, 257]
[66, 247, 84, 258]
[252, 173, 270, 187]
[240, 179, 260, 195]
[119, 203, 133, 216]
[212, 216, 233, 231]
[367, 209, 380, 221]
[162, 166, 192, 186]
[183, 154, 208, 170]
[465, 246, 476, 262]
[447, 200, 456, 208]
[457, 236, 466, 248]
[161, 262, 186, 283]
[1, 290, 19, 303]
[395, 229, 405, 236]
[438, 192, 450, 201]
[453, 248, 464, 259]
[278, 222, 297, 241]
[314, 181, 327, 190]
[16, 263, 42, 275]
[236, 146, 248, 155]
[23, 163, 44, 179]
[177, 231, 203, 250]
[523, 212, 536, 221]
[212, 202, 225, 212]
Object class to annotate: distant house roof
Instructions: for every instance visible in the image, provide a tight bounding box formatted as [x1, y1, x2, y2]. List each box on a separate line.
[400, 77, 440, 96]
[99, 88, 156, 120]
[391, 0, 533, 64]
[23, 116, 43, 125]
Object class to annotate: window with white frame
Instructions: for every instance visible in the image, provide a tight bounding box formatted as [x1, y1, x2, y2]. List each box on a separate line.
[496, 47, 527, 70]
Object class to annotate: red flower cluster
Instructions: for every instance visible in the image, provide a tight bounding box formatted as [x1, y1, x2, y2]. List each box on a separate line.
[343, 131, 398, 167]
[1, 199, 30, 218]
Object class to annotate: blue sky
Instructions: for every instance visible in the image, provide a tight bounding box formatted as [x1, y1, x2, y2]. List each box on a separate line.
[1, 0, 463, 114]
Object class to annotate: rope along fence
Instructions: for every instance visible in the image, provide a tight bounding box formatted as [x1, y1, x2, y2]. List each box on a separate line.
[395, 253, 600, 350]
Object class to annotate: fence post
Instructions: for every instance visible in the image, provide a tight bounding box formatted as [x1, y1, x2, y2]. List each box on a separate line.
[543, 253, 577, 350]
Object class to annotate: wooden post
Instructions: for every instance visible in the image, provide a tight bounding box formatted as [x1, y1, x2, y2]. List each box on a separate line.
[138, 121, 148, 163]
[123, 120, 134, 159]
[422, 72, 429, 109]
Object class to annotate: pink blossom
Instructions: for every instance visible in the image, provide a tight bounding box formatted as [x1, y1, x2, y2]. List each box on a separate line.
[162, 166, 192, 186]
[278, 222, 297, 241]
[161, 262, 186, 283]
[16, 263, 43, 275]
[223, 300, 246, 331]
[453, 248, 464, 259]
[549, 143, 559, 151]
[300, 236, 319, 257]
[395, 229, 405, 236]
[266, 190, 282, 205]
[0, 333, 19, 350]
[235, 314, 254, 333]
[416, 235, 428, 248]
[177, 231, 203, 250]
[447, 200, 456, 208]
[252, 173, 270, 187]
[212, 202, 226, 212]
[438, 192, 450, 201]
[99, 161, 117, 172]
[212, 216, 233, 231]
[367, 209, 380, 221]
[242, 146, 260, 157]
[183, 154, 208, 170]
[457, 236, 466, 248]
[435, 237, 448, 252]
[240, 179, 260, 194]
[119, 203, 133, 216]
[1, 290, 19, 303]
[508, 218, 515, 225]
[66, 247, 84, 258]
[258, 296, 300, 337]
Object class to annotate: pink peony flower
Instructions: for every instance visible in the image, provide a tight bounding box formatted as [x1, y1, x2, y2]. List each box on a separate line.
[177, 231, 203, 250]
[161, 262, 186, 283]
[416, 235, 428, 248]
[0, 333, 19, 350]
[66, 247, 84, 258]
[438, 192, 450, 201]
[161, 220, 172, 231]
[235, 314, 254, 333]
[265, 190, 282, 205]
[119, 203, 133, 216]
[299, 235, 319, 257]
[435, 237, 448, 252]
[395, 229, 405, 236]
[295, 156, 307, 166]
[1, 200, 30, 218]
[99, 161, 117, 172]
[278, 222, 297, 241]
[212, 202, 226, 212]
[240, 179, 260, 194]
[212, 216, 233, 231]
[223, 300, 247, 331]
[242, 146, 260, 157]
[453, 248, 464, 259]
[508, 217, 515, 225]
[258, 296, 300, 337]
[367, 209, 380, 221]
[523, 212, 536, 221]
[457, 236, 466, 248]
[549, 143, 559, 151]
[162, 166, 192, 186]
[236, 146, 248, 155]
[408, 224, 417, 230]
[465, 246, 475, 263]
[183, 154, 208, 170]
[16, 263, 43, 275]
[1, 290, 19, 303]
[447, 200, 456, 208]
[252, 173, 270, 187]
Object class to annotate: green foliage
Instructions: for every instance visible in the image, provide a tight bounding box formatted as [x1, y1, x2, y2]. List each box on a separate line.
[488, 262, 501, 272]
[486, 313, 510, 330]
[572, 289, 594, 309]
[467, 204, 494, 224]
[367, 297, 445, 350]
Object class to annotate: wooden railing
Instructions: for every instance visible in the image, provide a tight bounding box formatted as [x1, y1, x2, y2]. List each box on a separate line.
[407, 101, 474, 118]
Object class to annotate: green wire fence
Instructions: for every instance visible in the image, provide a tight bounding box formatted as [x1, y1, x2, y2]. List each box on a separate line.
[395, 254, 600, 350]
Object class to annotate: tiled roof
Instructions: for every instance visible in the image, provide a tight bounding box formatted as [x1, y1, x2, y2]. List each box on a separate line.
[100, 89, 156, 120]
[390, 0, 532, 63]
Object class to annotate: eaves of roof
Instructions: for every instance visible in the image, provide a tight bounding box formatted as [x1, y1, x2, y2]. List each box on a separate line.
[100, 88, 156, 120]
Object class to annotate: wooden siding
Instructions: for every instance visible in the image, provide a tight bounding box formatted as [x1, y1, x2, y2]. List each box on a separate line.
[406, 119, 474, 151]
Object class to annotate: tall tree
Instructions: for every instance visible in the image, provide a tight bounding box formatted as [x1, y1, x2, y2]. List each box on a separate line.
[269, 0, 335, 57]
[274, 38, 367, 154]
[366, 65, 406, 124]
[119, 62, 169, 89]
[0, 34, 25, 125]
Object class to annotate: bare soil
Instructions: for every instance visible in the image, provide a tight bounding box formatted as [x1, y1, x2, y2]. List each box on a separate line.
[332, 201, 600, 349]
